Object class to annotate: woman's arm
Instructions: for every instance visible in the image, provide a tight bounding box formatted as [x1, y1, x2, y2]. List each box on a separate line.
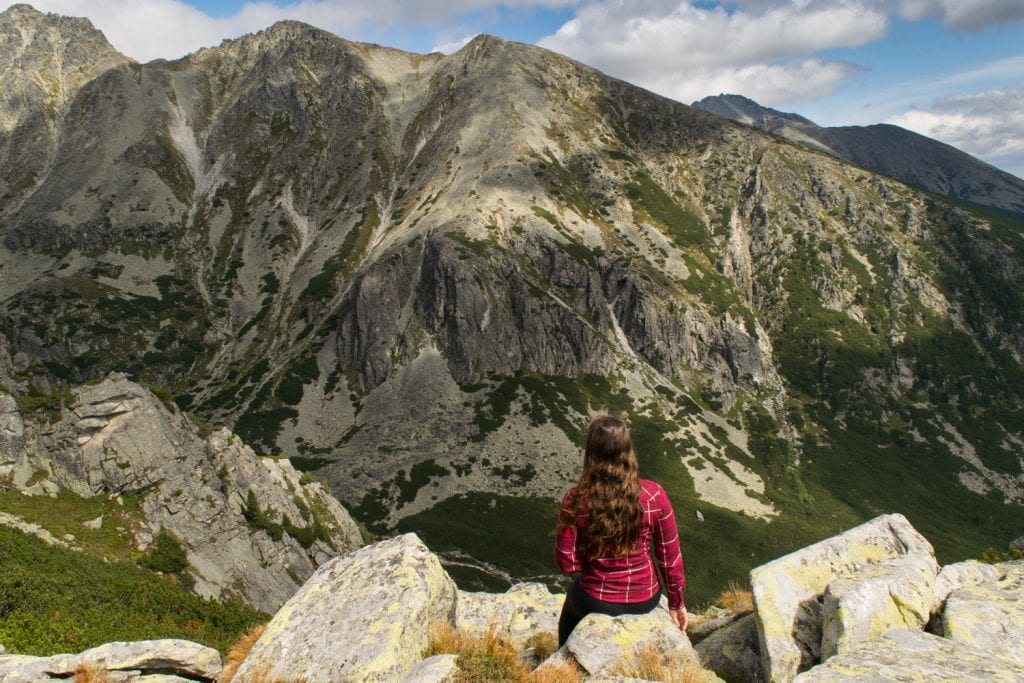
[651, 484, 686, 613]
[554, 490, 583, 575]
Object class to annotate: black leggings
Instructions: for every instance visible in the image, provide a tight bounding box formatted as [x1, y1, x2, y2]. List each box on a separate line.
[557, 578, 662, 645]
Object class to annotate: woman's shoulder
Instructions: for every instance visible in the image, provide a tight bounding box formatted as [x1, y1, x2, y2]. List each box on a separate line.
[639, 478, 667, 498]
[560, 486, 580, 503]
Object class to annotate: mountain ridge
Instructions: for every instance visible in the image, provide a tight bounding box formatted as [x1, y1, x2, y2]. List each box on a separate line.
[0, 4, 1021, 602]
[693, 93, 1024, 222]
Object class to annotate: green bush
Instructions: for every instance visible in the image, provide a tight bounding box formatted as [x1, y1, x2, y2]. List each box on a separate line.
[138, 530, 188, 574]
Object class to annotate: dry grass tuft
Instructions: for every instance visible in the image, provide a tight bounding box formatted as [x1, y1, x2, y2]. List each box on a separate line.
[523, 631, 558, 663]
[615, 643, 711, 683]
[525, 660, 585, 683]
[423, 621, 474, 658]
[452, 625, 528, 682]
[219, 622, 268, 683]
[715, 580, 754, 614]
[73, 664, 111, 683]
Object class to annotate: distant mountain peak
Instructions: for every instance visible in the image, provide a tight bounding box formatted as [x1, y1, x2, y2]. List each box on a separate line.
[691, 93, 817, 127]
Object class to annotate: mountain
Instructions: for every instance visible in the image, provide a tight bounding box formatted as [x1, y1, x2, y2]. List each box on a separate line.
[0, 5, 1022, 604]
[692, 93, 1024, 222]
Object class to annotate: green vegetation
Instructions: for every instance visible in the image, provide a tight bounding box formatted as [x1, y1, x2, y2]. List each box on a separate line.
[241, 490, 330, 549]
[0, 525, 264, 656]
[624, 172, 708, 248]
[138, 530, 188, 574]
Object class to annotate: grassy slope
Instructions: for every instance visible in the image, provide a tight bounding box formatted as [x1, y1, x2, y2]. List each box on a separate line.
[0, 525, 265, 655]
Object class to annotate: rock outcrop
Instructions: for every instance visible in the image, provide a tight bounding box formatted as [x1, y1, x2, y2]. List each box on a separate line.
[939, 560, 1024, 667]
[1, 374, 362, 612]
[456, 582, 562, 648]
[0, 639, 221, 682]
[3, 518, 1020, 682]
[231, 533, 456, 682]
[751, 513, 935, 681]
[793, 628, 1024, 682]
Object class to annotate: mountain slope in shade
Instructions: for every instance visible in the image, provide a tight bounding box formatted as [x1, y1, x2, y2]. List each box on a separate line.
[693, 93, 1024, 222]
[0, 5, 1022, 602]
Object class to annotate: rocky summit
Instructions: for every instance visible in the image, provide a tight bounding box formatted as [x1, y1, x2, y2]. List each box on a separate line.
[2, 516, 1022, 682]
[0, 2, 1022, 601]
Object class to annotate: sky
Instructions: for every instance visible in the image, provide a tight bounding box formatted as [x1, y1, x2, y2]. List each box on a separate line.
[11, 0, 1024, 178]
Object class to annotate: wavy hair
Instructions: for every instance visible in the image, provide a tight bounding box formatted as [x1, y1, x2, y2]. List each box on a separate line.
[557, 415, 643, 558]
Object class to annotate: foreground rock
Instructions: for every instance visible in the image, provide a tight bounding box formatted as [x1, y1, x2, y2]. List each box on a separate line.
[3, 375, 363, 612]
[820, 553, 937, 660]
[231, 533, 456, 682]
[551, 608, 701, 678]
[793, 628, 1024, 681]
[695, 613, 762, 683]
[939, 560, 1024, 666]
[751, 513, 935, 682]
[456, 582, 561, 648]
[0, 639, 221, 682]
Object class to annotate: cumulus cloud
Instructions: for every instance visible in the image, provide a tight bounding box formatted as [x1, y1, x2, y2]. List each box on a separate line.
[894, 0, 1024, 32]
[432, 33, 480, 54]
[888, 88, 1024, 178]
[538, 1, 885, 106]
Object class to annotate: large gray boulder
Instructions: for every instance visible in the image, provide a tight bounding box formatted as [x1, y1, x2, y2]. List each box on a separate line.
[750, 513, 935, 682]
[940, 560, 1024, 666]
[820, 553, 937, 660]
[557, 609, 700, 678]
[695, 613, 763, 683]
[231, 533, 457, 683]
[0, 639, 221, 681]
[456, 582, 562, 648]
[793, 628, 1024, 681]
[399, 654, 459, 683]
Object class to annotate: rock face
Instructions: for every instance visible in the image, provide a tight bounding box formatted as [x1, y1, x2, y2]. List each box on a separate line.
[231, 533, 456, 682]
[939, 560, 1024, 666]
[750, 513, 935, 682]
[456, 582, 562, 648]
[792, 628, 1024, 682]
[0, 639, 221, 682]
[3, 374, 362, 612]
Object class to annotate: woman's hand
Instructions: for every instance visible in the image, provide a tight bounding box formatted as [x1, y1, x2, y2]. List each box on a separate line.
[669, 606, 688, 632]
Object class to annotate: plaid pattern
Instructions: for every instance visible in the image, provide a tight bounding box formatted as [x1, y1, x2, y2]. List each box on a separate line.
[555, 479, 686, 609]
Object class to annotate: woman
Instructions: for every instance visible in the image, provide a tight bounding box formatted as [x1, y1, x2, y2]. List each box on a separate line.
[554, 414, 688, 645]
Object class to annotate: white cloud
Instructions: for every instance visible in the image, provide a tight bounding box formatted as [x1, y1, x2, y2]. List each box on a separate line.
[895, 0, 1024, 32]
[432, 33, 480, 54]
[538, 1, 886, 106]
[21, 0, 578, 62]
[887, 88, 1024, 178]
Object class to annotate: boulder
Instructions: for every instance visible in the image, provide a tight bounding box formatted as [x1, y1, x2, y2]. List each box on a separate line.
[560, 609, 699, 677]
[940, 560, 1024, 666]
[820, 553, 937, 660]
[793, 628, 1024, 681]
[932, 559, 1001, 609]
[750, 513, 934, 682]
[399, 654, 458, 682]
[687, 607, 752, 645]
[1011, 536, 1024, 553]
[0, 639, 221, 682]
[231, 533, 457, 682]
[456, 582, 562, 648]
[695, 613, 763, 683]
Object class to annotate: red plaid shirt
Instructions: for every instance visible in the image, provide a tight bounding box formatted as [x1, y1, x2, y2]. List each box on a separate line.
[555, 479, 686, 609]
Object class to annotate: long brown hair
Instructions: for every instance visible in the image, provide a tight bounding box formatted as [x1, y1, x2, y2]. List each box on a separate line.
[557, 415, 643, 558]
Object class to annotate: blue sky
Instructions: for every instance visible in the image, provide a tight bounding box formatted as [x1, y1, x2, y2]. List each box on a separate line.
[13, 1, 1024, 177]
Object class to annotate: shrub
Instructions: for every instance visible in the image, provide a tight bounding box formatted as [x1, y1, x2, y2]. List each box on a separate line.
[138, 530, 188, 574]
